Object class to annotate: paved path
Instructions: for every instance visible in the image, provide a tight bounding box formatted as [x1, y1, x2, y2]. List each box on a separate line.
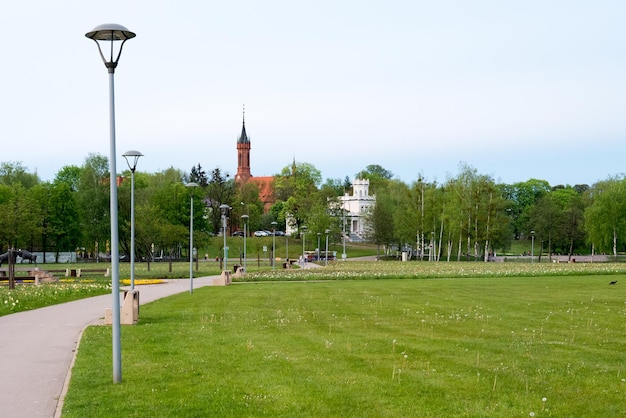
[0, 276, 219, 418]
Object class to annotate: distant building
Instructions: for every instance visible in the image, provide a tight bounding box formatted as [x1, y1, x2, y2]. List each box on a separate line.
[339, 178, 375, 241]
[234, 111, 275, 212]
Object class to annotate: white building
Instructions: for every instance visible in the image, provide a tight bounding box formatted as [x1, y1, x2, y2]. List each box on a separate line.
[340, 179, 376, 241]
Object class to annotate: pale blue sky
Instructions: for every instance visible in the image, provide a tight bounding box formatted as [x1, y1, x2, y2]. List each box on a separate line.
[1, 1, 625, 186]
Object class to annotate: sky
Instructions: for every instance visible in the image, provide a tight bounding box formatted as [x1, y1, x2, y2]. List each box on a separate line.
[2, 0, 626, 187]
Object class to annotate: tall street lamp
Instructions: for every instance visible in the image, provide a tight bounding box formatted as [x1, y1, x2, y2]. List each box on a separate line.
[122, 150, 142, 291]
[86, 23, 135, 384]
[342, 208, 346, 260]
[301, 225, 307, 263]
[220, 204, 231, 271]
[531, 230, 535, 264]
[271, 221, 277, 270]
[241, 214, 248, 273]
[317, 233, 321, 262]
[325, 229, 331, 266]
[186, 183, 198, 293]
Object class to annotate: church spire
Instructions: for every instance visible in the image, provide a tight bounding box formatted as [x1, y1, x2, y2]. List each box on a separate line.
[237, 105, 249, 144]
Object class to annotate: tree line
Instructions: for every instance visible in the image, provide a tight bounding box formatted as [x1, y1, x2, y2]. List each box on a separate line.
[0, 157, 623, 262]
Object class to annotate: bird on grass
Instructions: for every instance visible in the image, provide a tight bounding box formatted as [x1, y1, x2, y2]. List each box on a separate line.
[609, 280, 617, 285]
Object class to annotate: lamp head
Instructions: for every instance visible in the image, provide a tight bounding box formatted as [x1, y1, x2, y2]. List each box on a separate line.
[219, 204, 231, 215]
[122, 150, 143, 172]
[86, 23, 136, 72]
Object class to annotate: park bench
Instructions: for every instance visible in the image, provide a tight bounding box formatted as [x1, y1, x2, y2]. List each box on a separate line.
[72, 268, 110, 278]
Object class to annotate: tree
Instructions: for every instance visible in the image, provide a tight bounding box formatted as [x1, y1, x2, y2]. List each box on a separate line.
[528, 193, 563, 262]
[206, 168, 235, 235]
[46, 182, 81, 256]
[584, 176, 626, 259]
[366, 190, 395, 258]
[54, 165, 83, 192]
[0, 162, 39, 188]
[273, 162, 322, 234]
[189, 164, 208, 187]
[355, 164, 393, 194]
[500, 178, 551, 240]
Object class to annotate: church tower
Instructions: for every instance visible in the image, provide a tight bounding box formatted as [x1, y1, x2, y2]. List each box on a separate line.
[235, 108, 251, 183]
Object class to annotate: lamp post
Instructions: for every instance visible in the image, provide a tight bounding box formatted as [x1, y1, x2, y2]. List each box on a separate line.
[301, 225, 307, 263]
[325, 229, 330, 266]
[220, 204, 231, 271]
[271, 221, 277, 270]
[241, 214, 248, 273]
[186, 183, 198, 293]
[86, 23, 135, 384]
[122, 150, 142, 291]
[317, 233, 321, 262]
[531, 230, 535, 264]
[342, 208, 346, 260]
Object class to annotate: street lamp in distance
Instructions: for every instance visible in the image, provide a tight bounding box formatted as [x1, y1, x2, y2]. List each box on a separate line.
[186, 182, 198, 293]
[241, 214, 249, 273]
[122, 150, 142, 291]
[271, 221, 277, 270]
[325, 229, 331, 266]
[220, 204, 231, 271]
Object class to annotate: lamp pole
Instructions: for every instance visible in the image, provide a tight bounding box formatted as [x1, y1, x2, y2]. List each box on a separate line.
[220, 204, 231, 271]
[271, 221, 277, 269]
[186, 183, 198, 293]
[531, 230, 535, 264]
[86, 23, 135, 384]
[241, 214, 248, 273]
[325, 229, 330, 266]
[301, 225, 307, 263]
[317, 233, 321, 262]
[122, 150, 142, 291]
[342, 208, 346, 260]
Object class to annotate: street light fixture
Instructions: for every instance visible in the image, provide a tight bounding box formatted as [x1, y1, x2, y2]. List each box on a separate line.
[122, 150, 142, 291]
[271, 221, 277, 270]
[325, 229, 331, 266]
[241, 214, 249, 273]
[186, 183, 198, 293]
[86, 23, 135, 384]
[220, 204, 231, 271]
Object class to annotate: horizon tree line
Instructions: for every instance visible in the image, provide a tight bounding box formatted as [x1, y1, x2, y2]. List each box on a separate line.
[0, 157, 623, 263]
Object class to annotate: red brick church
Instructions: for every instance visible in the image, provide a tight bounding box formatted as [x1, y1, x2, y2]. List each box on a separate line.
[235, 112, 275, 212]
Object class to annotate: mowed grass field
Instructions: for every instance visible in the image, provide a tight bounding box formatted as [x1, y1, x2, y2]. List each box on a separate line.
[62, 274, 625, 417]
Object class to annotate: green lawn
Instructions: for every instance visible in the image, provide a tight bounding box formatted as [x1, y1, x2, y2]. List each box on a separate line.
[62, 275, 626, 417]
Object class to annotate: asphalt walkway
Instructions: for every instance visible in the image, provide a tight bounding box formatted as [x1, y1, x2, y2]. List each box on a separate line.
[0, 276, 219, 418]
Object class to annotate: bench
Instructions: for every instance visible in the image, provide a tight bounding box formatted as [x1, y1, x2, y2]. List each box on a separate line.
[71, 268, 110, 278]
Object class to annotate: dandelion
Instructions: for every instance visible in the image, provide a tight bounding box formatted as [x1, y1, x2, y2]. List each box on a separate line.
[529, 413, 535, 417]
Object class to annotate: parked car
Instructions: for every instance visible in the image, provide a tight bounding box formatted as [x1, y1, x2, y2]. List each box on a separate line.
[232, 230, 245, 237]
[274, 230, 285, 236]
[254, 230, 269, 237]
